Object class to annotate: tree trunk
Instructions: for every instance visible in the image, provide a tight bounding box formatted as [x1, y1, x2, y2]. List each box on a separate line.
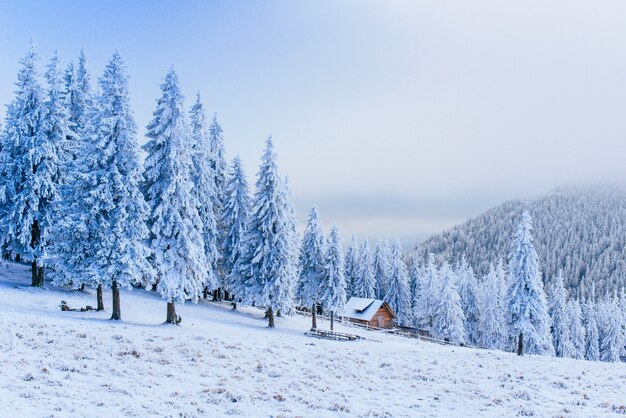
[330, 310, 335, 331]
[311, 303, 317, 330]
[517, 332, 524, 356]
[224, 290, 230, 300]
[165, 301, 180, 324]
[79, 283, 85, 292]
[110, 280, 121, 320]
[31, 259, 39, 287]
[277, 309, 282, 317]
[96, 284, 104, 311]
[268, 307, 275, 328]
[203, 286, 209, 299]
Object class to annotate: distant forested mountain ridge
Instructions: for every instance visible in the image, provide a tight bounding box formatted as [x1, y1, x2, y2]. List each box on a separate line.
[413, 186, 626, 298]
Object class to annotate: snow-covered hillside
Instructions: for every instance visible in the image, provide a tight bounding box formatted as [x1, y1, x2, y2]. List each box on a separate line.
[414, 185, 626, 298]
[1, 261, 625, 418]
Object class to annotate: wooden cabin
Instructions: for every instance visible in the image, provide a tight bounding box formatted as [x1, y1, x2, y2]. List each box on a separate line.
[339, 297, 397, 328]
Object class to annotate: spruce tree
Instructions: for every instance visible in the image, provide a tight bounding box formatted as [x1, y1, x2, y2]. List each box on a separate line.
[385, 239, 412, 326]
[505, 211, 553, 355]
[373, 240, 391, 299]
[208, 114, 227, 295]
[567, 299, 586, 359]
[343, 236, 360, 298]
[353, 240, 376, 299]
[432, 261, 466, 345]
[57, 52, 151, 319]
[49, 49, 104, 306]
[599, 295, 623, 362]
[143, 68, 212, 324]
[414, 253, 440, 328]
[296, 206, 325, 329]
[189, 93, 220, 297]
[234, 137, 297, 327]
[478, 263, 505, 349]
[408, 256, 423, 320]
[320, 224, 347, 330]
[548, 272, 575, 357]
[583, 299, 600, 361]
[456, 254, 480, 345]
[222, 156, 250, 302]
[0, 42, 56, 287]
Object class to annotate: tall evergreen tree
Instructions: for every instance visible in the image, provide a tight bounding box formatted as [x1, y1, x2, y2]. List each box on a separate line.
[432, 261, 466, 345]
[0, 42, 56, 287]
[505, 211, 553, 355]
[233, 137, 298, 327]
[478, 263, 506, 349]
[189, 93, 220, 297]
[55, 52, 151, 319]
[384, 240, 412, 326]
[567, 299, 586, 359]
[208, 114, 228, 291]
[222, 156, 250, 299]
[408, 256, 423, 318]
[143, 68, 212, 324]
[353, 240, 376, 299]
[583, 299, 600, 361]
[296, 206, 325, 329]
[599, 295, 623, 362]
[414, 253, 440, 328]
[50, 49, 104, 305]
[372, 240, 391, 299]
[548, 272, 575, 357]
[343, 235, 360, 298]
[456, 254, 480, 345]
[320, 224, 346, 330]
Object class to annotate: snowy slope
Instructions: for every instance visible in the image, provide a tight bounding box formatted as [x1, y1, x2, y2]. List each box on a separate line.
[0, 261, 624, 418]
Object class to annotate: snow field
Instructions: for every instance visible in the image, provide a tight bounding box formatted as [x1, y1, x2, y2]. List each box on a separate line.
[1, 261, 625, 418]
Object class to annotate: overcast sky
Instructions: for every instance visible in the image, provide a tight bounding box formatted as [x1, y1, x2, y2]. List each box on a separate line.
[2, 0, 626, 245]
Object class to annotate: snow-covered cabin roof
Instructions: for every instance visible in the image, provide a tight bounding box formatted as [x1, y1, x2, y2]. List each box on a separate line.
[339, 297, 397, 321]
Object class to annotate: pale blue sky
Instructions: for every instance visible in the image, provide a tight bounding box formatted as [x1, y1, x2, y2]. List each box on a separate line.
[2, 1, 626, 246]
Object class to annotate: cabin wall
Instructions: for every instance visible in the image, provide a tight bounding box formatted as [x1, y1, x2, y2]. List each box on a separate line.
[368, 308, 395, 328]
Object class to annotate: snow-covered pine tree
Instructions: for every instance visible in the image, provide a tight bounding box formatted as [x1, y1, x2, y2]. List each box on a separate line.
[583, 299, 600, 361]
[271, 175, 300, 317]
[320, 224, 346, 331]
[49, 49, 104, 305]
[599, 295, 623, 362]
[55, 52, 151, 319]
[408, 256, 423, 318]
[0, 42, 52, 286]
[233, 137, 297, 327]
[296, 206, 325, 329]
[384, 239, 412, 326]
[343, 235, 360, 298]
[1, 46, 71, 287]
[189, 93, 220, 298]
[478, 263, 505, 349]
[143, 68, 212, 324]
[414, 253, 440, 328]
[505, 211, 553, 356]
[373, 240, 391, 299]
[222, 156, 250, 303]
[548, 272, 575, 357]
[456, 254, 480, 345]
[567, 299, 586, 359]
[353, 240, 376, 299]
[431, 261, 466, 345]
[208, 114, 228, 295]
